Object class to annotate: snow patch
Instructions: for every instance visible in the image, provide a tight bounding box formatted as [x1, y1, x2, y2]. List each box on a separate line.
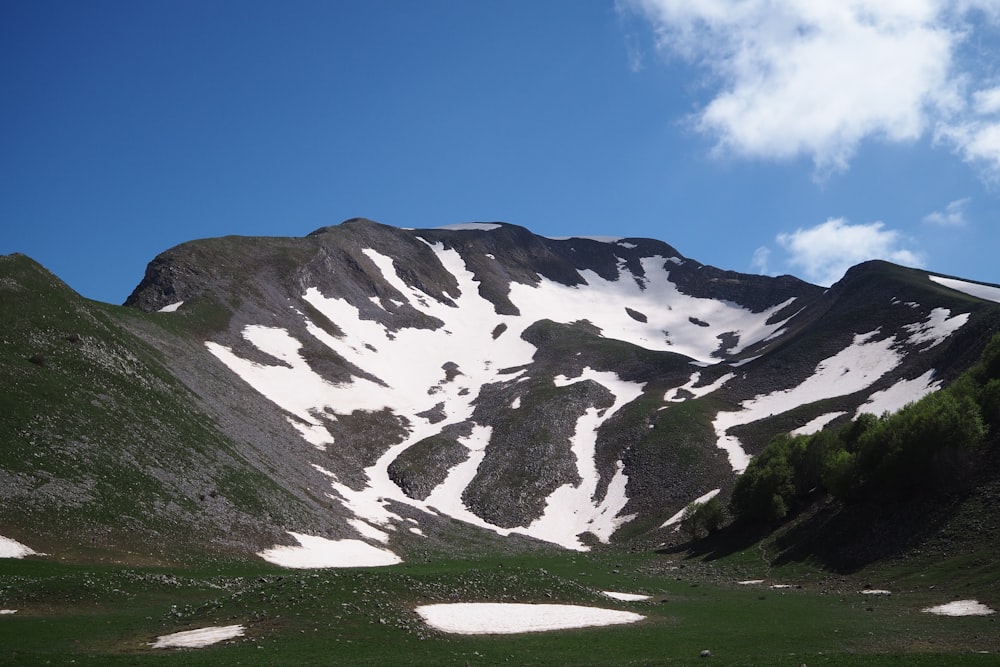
[523, 368, 644, 549]
[415, 602, 644, 634]
[857, 370, 941, 417]
[157, 301, 184, 313]
[660, 489, 720, 529]
[0, 610, 17, 615]
[860, 589, 892, 596]
[257, 532, 401, 568]
[435, 223, 501, 231]
[902, 308, 969, 349]
[0, 535, 41, 558]
[713, 330, 903, 473]
[664, 372, 733, 402]
[930, 275, 1000, 303]
[791, 412, 847, 436]
[603, 591, 650, 601]
[923, 600, 995, 616]
[151, 625, 245, 649]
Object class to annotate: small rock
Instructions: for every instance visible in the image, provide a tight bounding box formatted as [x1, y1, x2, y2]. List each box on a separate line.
[700, 649, 711, 658]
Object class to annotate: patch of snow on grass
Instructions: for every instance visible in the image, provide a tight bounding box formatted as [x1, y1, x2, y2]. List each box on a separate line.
[923, 600, 995, 616]
[713, 330, 901, 473]
[157, 301, 184, 313]
[151, 624, 245, 649]
[861, 590, 891, 596]
[415, 602, 644, 634]
[857, 370, 941, 417]
[737, 580, 765, 585]
[791, 412, 847, 436]
[0, 535, 41, 558]
[930, 275, 1000, 303]
[257, 531, 401, 568]
[0, 610, 17, 615]
[603, 591, 650, 601]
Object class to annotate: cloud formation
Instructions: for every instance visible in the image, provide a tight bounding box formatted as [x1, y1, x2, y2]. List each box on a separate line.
[775, 218, 925, 286]
[624, 0, 1000, 176]
[923, 197, 971, 226]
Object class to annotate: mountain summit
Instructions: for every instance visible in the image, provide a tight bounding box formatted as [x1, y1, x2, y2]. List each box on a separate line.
[4, 219, 1000, 563]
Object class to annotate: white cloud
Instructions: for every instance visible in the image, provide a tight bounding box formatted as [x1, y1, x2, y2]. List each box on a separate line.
[923, 197, 971, 226]
[776, 218, 925, 286]
[623, 0, 1000, 176]
[751, 246, 771, 274]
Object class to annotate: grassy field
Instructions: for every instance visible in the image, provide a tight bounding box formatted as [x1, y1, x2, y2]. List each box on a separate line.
[2, 547, 997, 666]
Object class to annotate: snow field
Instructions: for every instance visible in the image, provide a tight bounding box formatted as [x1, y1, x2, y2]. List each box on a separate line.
[206, 236, 973, 554]
[209, 242, 670, 552]
[603, 591, 651, 601]
[0, 535, 41, 558]
[922, 600, 996, 616]
[709, 308, 968, 472]
[414, 602, 645, 634]
[150, 624, 245, 649]
[506, 256, 797, 363]
[257, 532, 401, 568]
[930, 275, 1000, 304]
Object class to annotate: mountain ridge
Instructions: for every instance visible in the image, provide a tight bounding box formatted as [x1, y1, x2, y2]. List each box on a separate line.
[4, 219, 1000, 565]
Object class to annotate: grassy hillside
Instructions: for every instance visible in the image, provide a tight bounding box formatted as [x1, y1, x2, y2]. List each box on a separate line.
[0, 254, 315, 562]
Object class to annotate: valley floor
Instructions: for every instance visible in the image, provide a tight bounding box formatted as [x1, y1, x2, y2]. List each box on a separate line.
[1, 545, 997, 666]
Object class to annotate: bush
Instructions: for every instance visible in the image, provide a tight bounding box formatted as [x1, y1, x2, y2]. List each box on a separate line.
[680, 496, 726, 539]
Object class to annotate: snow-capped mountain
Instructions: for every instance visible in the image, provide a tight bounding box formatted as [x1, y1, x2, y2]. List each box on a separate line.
[4, 218, 1000, 564]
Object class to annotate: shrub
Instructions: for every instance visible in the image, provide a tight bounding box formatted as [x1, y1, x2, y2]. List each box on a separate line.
[680, 496, 726, 539]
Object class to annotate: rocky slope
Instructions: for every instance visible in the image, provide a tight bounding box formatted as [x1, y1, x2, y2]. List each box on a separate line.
[3, 218, 1000, 564]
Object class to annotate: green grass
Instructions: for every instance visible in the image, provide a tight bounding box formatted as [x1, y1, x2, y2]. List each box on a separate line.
[2, 550, 997, 665]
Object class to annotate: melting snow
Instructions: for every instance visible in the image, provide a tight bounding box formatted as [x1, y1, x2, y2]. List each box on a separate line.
[663, 372, 734, 403]
[415, 602, 644, 634]
[0, 535, 41, 558]
[157, 301, 184, 313]
[151, 625, 245, 649]
[603, 591, 650, 601]
[0, 610, 16, 615]
[857, 370, 941, 417]
[930, 275, 1000, 304]
[923, 600, 996, 616]
[860, 590, 892, 596]
[525, 368, 644, 549]
[791, 412, 847, 436]
[257, 532, 401, 568]
[903, 308, 969, 349]
[713, 330, 904, 473]
[660, 489, 720, 529]
[205, 235, 972, 551]
[435, 223, 502, 231]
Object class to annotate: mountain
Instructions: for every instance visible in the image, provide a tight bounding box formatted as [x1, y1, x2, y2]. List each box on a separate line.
[3, 218, 1000, 565]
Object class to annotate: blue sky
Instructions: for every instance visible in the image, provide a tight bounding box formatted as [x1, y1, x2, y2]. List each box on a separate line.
[3, 1, 1000, 304]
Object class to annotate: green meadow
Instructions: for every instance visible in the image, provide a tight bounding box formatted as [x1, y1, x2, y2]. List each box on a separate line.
[2, 546, 996, 666]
